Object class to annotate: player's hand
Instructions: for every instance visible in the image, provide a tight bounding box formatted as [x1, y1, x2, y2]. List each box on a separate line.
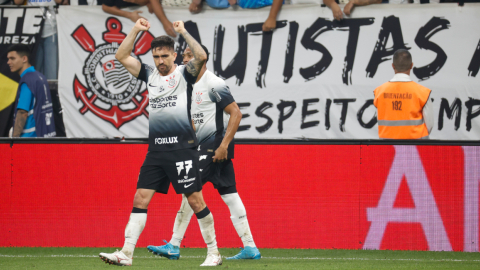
[228, 0, 237, 5]
[162, 21, 177, 37]
[343, 1, 355, 15]
[262, 17, 276, 32]
[133, 19, 150, 32]
[331, 4, 343, 21]
[173, 21, 186, 35]
[212, 146, 228, 163]
[129, 11, 145, 23]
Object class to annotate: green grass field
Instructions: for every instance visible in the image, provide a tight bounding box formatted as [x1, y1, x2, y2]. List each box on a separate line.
[1, 247, 480, 269]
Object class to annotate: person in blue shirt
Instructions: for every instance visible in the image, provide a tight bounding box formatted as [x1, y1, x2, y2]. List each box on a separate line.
[189, 0, 283, 32]
[7, 44, 56, 138]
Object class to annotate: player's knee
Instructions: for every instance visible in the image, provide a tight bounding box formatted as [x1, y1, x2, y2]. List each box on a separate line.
[133, 190, 151, 209]
[186, 194, 205, 213]
[187, 199, 202, 212]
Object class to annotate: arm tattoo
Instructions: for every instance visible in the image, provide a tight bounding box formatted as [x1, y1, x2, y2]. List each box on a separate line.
[13, 110, 28, 137]
[181, 31, 206, 77]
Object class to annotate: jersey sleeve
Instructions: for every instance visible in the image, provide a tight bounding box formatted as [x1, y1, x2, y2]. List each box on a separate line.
[17, 83, 34, 112]
[137, 64, 154, 83]
[208, 80, 235, 109]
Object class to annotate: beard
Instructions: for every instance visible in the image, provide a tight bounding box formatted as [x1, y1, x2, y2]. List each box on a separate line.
[157, 63, 172, 76]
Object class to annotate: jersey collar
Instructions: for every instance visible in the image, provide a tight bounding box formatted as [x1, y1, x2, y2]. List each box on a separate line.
[20, 66, 35, 78]
[390, 73, 411, 82]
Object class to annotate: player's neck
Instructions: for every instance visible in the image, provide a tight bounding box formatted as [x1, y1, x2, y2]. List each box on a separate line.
[17, 64, 32, 76]
[195, 66, 207, 83]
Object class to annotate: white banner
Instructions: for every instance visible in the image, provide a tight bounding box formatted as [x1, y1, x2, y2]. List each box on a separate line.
[57, 4, 480, 139]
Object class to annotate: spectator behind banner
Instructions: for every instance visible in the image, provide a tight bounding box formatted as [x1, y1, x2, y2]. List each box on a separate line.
[188, 0, 282, 32]
[7, 45, 56, 138]
[101, 0, 176, 37]
[14, 0, 67, 80]
[323, 0, 382, 21]
[373, 49, 433, 140]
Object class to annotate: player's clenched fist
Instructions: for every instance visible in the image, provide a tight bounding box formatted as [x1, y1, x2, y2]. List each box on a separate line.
[173, 21, 186, 34]
[134, 18, 150, 32]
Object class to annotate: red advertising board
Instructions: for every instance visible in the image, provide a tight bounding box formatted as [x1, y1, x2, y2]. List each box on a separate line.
[0, 144, 478, 251]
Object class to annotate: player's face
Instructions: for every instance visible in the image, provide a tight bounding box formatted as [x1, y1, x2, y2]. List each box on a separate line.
[7, 51, 24, 74]
[152, 47, 177, 76]
[182, 47, 194, 65]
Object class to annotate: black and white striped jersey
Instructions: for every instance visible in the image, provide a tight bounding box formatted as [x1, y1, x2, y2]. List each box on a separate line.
[138, 64, 198, 151]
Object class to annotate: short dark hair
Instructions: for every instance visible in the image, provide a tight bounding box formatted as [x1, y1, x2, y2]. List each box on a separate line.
[393, 49, 412, 72]
[7, 44, 31, 62]
[151, 35, 175, 52]
[200, 44, 209, 63]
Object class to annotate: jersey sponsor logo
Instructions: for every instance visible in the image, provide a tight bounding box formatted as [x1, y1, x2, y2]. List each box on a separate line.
[45, 112, 53, 125]
[72, 18, 153, 128]
[178, 177, 195, 184]
[200, 155, 208, 161]
[150, 95, 177, 108]
[195, 92, 203, 104]
[155, 136, 178, 145]
[192, 112, 204, 124]
[210, 88, 222, 102]
[148, 83, 165, 93]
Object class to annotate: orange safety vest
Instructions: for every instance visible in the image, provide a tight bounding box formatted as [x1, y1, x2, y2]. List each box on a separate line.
[373, 81, 431, 139]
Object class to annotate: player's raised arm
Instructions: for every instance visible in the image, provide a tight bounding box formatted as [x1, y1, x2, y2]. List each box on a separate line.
[173, 21, 207, 77]
[115, 19, 151, 77]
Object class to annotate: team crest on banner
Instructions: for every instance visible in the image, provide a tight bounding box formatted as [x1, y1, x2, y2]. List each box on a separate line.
[71, 17, 153, 129]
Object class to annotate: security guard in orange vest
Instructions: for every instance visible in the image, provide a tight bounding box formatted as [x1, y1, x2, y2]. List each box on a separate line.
[374, 49, 433, 139]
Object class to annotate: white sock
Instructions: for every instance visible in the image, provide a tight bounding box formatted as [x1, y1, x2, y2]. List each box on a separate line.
[121, 211, 147, 258]
[197, 209, 218, 254]
[170, 194, 194, 247]
[221, 193, 256, 248]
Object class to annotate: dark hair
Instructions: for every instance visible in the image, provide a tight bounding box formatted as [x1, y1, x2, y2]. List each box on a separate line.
[151, 35, 175, 52]
[7, 44, 31, 62]
[200, 44, 209, 63]
[393, 49, 412, 72]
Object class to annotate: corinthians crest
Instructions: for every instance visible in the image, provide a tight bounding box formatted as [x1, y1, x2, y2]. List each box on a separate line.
[72, 17, 153, 128]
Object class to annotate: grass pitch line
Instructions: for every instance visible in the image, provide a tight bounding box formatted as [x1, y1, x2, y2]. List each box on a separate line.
[0, 254, 479, 262]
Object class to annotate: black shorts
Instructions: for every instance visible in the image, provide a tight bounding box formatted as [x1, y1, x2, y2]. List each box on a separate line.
[199, 149, 236, 190]
[137, 148, 202, 194]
